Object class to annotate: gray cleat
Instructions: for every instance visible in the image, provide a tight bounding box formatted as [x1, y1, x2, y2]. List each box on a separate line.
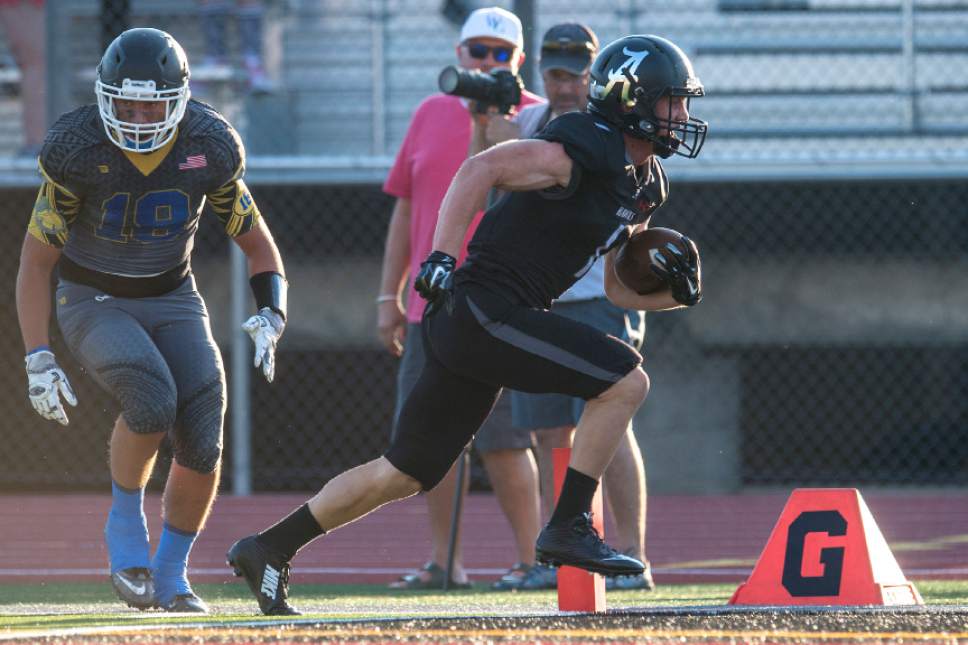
[160, 592, 210, 613]
[110, 567, 155, 610]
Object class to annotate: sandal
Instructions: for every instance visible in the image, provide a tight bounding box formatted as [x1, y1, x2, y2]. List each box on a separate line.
[491, 562, 530, 590]
[492, 562, 558, 591]
[388, 562, 472, 590]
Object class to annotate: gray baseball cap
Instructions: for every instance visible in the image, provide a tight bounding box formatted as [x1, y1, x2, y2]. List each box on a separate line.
[539, 23, 598, 75]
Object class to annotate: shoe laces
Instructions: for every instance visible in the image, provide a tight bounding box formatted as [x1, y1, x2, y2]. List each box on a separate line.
[573, 513, 620, 556]
[572, 512, 601, 537]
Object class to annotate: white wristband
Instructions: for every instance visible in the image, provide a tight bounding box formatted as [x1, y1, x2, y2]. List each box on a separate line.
[375, 294, 399, 304]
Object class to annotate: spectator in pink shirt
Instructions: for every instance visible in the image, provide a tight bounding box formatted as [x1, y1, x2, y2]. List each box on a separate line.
[0, 0, 46, 155]
[377, 6, 543, 589]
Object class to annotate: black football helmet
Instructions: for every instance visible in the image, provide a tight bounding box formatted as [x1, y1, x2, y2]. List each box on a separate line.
[588, 35, 707, 159]
[96, 28, 190, 152]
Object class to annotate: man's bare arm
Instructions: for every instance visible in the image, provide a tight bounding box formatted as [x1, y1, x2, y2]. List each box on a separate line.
[432, 139, 573, 257]
[16, 233, 61, 352]
[602, 246, 682, 311]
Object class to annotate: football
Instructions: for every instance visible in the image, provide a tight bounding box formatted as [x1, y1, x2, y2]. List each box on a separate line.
[614, 227, 686, 295]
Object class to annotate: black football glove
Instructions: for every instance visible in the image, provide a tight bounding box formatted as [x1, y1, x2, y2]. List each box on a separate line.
[651, 236, 702, 306]
[414, 251, 457, 316]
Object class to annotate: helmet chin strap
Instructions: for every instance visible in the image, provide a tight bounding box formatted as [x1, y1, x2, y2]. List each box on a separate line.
[624, 115, 681, 158]
[590, 103, 684, 159]
[123, 135, 156, 151]
[652, 133, 680, 159]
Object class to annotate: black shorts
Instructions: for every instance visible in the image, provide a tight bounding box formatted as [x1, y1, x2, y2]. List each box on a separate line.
[384, 283, 642, 490]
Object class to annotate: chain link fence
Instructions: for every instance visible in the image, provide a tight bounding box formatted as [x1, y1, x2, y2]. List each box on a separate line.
[0, 1, 965, 493]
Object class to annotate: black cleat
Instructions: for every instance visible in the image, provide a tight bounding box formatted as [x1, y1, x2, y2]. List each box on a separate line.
[227, 535, 301, 616]
[110, 567, 155, 610]
[535, 513, 645, 577]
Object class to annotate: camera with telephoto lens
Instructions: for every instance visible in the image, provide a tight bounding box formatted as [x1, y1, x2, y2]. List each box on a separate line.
[438, 66, 523, 114]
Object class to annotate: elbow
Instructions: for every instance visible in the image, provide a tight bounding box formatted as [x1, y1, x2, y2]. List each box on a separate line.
[459, 153, 499, 188]
[606, 292, 638, 311]
[459, 154, 486, 178]
[604, 279, 637, 311]
[603, 262, 634, 309]
[603, 276, 624, 308]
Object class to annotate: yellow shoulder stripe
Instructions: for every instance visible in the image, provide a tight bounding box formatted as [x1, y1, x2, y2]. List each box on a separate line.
[37, 160, 79, 200]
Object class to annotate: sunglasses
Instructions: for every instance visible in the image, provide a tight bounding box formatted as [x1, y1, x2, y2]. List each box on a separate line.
[541, 40, 595, 55]
[465, 42, 514, 63]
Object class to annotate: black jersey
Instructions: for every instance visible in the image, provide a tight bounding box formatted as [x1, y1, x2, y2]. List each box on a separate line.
[28, 99, 260, 277]
[456, 111, 669, 309]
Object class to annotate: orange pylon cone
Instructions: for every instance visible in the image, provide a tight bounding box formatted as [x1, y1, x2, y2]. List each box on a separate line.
[553, 447, 606, 612]
[730, 488, 923, 606]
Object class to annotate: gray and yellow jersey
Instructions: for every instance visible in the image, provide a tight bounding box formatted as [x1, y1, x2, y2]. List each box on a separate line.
[29, 99, 260, 276]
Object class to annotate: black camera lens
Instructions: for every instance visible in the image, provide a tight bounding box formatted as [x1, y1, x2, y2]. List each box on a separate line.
[437, 65, 522, 114]
[438, 66, 462, 95]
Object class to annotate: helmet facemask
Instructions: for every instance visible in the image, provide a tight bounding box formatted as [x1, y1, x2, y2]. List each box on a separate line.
[629, 84, 708, 159]
[96, 77, 189, 153]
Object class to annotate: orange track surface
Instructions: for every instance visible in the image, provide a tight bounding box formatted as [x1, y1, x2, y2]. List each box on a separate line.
[1, 491, 965, 585]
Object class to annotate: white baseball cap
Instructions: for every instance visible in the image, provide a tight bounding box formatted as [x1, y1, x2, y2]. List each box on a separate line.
[459, 7, 523, 49]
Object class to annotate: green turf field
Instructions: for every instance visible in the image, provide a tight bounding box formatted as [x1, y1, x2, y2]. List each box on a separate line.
[1, 581, 966, 632]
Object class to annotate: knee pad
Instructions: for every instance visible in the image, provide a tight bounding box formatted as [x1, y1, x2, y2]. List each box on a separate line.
[99, 361, 177, 435]
[171, 378, 225, 474]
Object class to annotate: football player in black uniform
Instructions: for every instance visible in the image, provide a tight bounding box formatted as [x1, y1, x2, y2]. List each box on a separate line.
[227, 34, 705, 615]
[16, 28, 288, 613]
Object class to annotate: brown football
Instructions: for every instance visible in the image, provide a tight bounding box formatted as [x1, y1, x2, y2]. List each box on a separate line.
[614, 227, 685, 295]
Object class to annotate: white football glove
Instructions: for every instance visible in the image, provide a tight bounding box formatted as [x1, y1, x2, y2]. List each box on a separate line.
[25, 350, 77, 426]
[241, 307, 285, 383]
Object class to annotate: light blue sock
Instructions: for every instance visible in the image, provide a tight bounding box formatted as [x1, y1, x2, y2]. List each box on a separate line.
[151, 523, 198, 605]
[104, 481, 150, 574]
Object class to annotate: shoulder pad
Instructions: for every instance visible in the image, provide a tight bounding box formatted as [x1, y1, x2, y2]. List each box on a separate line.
[39, 105, 104, 182]
[537, 112, 625, 176]
[182, 99, 245, 178]
[180, 98, 232, 138]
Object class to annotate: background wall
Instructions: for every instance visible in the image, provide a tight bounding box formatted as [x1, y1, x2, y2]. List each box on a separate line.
[0, 0, 965, 493]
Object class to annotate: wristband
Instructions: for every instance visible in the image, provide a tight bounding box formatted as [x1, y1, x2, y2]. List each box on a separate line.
[375, 294, 399, 304]
[250, 271, 288, 321]
[27, 345, 51, 356]
[424, 251, 457, 267]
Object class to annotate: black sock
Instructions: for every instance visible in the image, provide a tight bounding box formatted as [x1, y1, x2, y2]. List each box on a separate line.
[256, 504, 324, 560]
[549, 467, 599, 526]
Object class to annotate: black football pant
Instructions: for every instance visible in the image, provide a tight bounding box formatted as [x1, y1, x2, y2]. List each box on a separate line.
[385, 283, 642, 490]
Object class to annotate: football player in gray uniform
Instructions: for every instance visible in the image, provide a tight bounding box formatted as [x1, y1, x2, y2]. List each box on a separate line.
[15, 28, 287, 613]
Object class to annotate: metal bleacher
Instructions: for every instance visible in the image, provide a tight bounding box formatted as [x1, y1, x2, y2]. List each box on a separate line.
[2, 1, 967, 181]
[0, 30, 26, 155]
[279, 0, 968, 178]
[692, 1, 968, 131]
[550, 0, 968, 168]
